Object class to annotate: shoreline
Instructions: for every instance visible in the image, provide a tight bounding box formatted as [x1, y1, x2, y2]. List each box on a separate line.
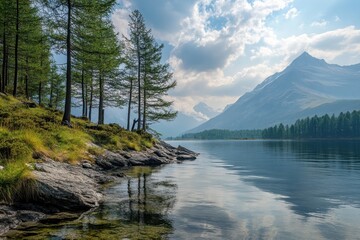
[0, 141, 198, 237]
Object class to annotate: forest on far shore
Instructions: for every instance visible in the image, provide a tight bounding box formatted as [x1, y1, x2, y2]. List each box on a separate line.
[178, 110, 360, 140]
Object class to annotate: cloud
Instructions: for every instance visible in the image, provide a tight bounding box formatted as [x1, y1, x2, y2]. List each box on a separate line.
[249, 26, 360, 78]
[115, 0, 197, 43]
[311, 19, 327, 27]
[174, 41, 236, 72]
[112, 8, 130, 38]
[111, 1, 360, 116]
[169, 0, 295, 72]
[284, 7, 299, 19]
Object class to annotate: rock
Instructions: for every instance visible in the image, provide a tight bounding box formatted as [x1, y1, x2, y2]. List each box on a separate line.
[94, 141, 198, 170]
[154, 149, 167, 158]
[0, 141, 199, 236]
[177, 145, 199, 156]
[81, 160, 93, 169]
[33, 160, 103, 211]
[0, 205, 45, 236]
[129, 156, 166, 166]
[82, 163, 92, 169]
[177, 154, 197, 161]
[96, 151, 129, 169]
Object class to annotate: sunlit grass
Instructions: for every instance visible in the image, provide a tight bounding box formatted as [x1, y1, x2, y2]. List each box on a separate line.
[0, 161, 31, 203]
[0, 93, 155, 203]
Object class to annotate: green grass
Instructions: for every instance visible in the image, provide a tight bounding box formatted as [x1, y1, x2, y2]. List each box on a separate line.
[0, 94, 155, 203]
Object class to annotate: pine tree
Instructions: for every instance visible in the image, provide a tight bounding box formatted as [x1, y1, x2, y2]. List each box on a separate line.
[123, 10, 176, 132]
[72, 0, 120, 124]
[40, 0, 76, 126]
[123, 10, 146, 130]
[1, 0, 51, 98]
[141, 34, 177, 131]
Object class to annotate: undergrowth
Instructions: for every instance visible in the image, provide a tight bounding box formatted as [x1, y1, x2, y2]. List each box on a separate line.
[0, 94, 155, 203]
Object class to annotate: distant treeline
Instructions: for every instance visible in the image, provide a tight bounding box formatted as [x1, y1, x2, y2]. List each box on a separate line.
[177, 110, 360, 140]
[179, 129, 263, 140]
[262, 110, 360, 139]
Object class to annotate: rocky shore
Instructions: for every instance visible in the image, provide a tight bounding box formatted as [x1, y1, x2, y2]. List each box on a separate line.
[0, 141, 198, 236]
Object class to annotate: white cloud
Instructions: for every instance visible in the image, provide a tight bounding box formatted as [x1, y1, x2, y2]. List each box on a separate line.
[311, 19, 327, 27]
[284, 7, 299, 19]
[112, 8, 130, 38]
[111, 1, 360, 117]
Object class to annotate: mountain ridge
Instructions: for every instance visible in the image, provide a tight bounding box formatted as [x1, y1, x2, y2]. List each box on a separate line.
[189, 52, 360, 133]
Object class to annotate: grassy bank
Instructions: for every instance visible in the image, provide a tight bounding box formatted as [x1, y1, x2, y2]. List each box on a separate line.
[0, 94, 154, 203]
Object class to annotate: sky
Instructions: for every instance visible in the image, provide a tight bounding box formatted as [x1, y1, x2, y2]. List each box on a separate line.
[112, 0, 360, 118]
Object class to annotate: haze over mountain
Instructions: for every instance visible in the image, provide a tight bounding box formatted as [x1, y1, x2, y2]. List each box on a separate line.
[72, 101, 219, 138]
[193, 102, 221, 119]
[152, 102, 219, 138]
[189, 52, 360, 133]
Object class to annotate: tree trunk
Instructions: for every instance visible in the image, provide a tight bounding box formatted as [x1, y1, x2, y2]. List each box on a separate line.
[81, 68, 86, 117]
[137, 37, 141, 131]
[25, 57, 29, 98]
[49, 78, 53, 108]
[38, 81, 42, 104]
[13, 0, 19, 97]
[62, 0, 72, 126]
[89, 76, 93, 122]
[1, 22, 5, 93]
[5, 47, 8, 88]
[142, 77, 146, 131]
[0, 19, 4, 93]
[38, 57, 43, 104]
[127, 77, 133, 130]
[98, 71, 104, 124]
[84, 81, 88, 118]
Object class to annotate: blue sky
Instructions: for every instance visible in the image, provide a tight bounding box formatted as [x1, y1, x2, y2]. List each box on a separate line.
[112, 0, 360, 119]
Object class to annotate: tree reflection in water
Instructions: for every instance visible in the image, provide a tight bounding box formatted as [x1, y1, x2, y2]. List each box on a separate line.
[6, 166, 177, 239]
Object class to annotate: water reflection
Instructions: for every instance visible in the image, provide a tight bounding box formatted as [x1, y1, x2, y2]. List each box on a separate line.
[6, 167, 177, 239]
[183, 140, 360, 217]
[263, 140, 360, 169]
[6, 140, 360, 239]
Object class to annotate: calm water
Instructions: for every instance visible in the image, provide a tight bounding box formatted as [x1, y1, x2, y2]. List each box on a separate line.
[7, 140, 360, 239]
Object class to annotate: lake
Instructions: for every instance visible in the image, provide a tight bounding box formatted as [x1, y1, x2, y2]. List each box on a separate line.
[7, 140, 360, 239]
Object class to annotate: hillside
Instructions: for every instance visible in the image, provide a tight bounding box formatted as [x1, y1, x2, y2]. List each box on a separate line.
[0, 94, 197, 206]
[189, 52, 360, 133]
[0, 94, 154, 200]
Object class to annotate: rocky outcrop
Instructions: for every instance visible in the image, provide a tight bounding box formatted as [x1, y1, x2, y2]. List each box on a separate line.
[29, 141, 198, 212]
[0, 205, 45, 236]
[32, 159, 109, 211]
[96, 141, 198, 170]
[0, 141, 198, 236]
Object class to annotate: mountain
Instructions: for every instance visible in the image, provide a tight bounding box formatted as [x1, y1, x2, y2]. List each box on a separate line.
[190, 52, 360, 132]
[222, 103, 233, 112]
[193, 102, 220, 119]
[148, 102, 220, 138]
[152, 112, 205, 138]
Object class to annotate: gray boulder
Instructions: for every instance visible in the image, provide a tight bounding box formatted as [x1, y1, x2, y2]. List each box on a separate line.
[33, 160, 103, 211]
[0, 205, 45, 235]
